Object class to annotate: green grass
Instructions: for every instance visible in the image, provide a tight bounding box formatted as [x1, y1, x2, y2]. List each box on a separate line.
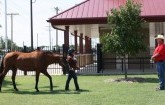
[0, 74, 164, 105]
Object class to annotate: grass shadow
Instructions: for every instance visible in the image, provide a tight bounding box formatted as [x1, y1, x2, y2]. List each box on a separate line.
[113, 77, 158, 83]
[2, 80, 21, 87]
[39, 85, 58, 89]
[2, 80, 13, 86]
[54, 89, 90, 94]
[1, 80, 58, 91]
[1, 89, 90, 95]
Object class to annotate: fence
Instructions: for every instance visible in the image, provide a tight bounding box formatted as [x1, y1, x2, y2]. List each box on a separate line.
[5, 54, 97, 76]
[1, 44, 101, 76]
[4, 51, 154, 75]
[6, 64, 63, 76]
[102, 57, 155, 72]
[77, 54, 97, 73]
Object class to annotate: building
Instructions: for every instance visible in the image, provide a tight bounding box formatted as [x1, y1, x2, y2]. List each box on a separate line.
[47, 0, 165, 72]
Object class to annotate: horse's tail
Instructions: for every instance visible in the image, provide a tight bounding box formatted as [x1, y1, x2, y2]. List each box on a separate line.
[0, 56, 4, 74]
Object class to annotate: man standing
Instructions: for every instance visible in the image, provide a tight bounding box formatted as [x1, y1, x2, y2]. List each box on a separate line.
[151, 34, 165, 90]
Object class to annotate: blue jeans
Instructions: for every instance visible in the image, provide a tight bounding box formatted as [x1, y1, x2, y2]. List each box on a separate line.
[65, 70, 79, 90]
[156, 61, 165, 89]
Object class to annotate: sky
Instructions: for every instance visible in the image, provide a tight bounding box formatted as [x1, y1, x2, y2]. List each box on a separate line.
[0, 0, 85, 47]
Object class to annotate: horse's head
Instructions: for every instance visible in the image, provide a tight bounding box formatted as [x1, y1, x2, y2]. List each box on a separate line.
[58, 56, 70, 74]
[46, 52, 66, 67]
[59, 55, 70, 68]
[44, 51, 68, 74]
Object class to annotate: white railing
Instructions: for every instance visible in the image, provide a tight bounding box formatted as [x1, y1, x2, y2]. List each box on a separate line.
[6, 64, 63, 76]
[5, 54, 97, 76]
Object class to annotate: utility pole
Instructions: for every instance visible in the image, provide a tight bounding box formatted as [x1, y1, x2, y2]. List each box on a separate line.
[54, 7, 59, 47]
[4, 0, 8, 52]
[30, 0, 36, 50]
[30, 0, 33, 50]
[46, 24, 52, 50]
[37, 33, 38, 47]
[7, 13, 19, 51]
[49, 23, 52, 50]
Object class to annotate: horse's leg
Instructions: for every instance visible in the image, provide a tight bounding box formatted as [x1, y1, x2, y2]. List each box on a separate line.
[0, 73, 5, 92]
[42, 71, 53, 91]
[11, 68, 18, 91]
[35, 71, 40, 92]
[0, 69, 9, 92]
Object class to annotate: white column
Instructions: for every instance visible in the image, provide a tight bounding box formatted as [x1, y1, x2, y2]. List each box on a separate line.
[116, 56, 122, 70]
[149, 22, 156, 55]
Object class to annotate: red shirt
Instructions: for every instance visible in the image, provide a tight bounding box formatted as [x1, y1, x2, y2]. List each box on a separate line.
[153, 44, 165, 61]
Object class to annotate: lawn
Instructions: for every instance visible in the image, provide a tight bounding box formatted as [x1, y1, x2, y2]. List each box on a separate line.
[0, 74, 164, 105]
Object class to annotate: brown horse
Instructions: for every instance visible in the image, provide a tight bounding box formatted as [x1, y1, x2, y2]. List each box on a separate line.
[0, 50, 66, 92]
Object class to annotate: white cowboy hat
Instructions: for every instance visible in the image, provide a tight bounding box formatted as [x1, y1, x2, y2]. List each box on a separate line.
[155, 34, 164, 39]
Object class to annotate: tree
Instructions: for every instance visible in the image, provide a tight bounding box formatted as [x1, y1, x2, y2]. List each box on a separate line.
[0, 37, 20, 52]
[100, 0, 147, 79]
[0, 37, 5, 49]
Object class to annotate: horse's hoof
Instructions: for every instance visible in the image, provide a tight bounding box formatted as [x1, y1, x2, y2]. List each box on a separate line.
[15, 88, 19, 91]
[36, 90, 40, 92]
[50, 88, 53, 92]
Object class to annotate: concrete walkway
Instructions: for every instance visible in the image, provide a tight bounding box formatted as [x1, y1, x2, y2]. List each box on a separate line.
[79, 68, 157, 75]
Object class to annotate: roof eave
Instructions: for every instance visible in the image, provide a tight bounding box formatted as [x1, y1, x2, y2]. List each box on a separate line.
[47, 15, 165, 26]
[142, 15, 165, 22]
[48, 17, 107, 25]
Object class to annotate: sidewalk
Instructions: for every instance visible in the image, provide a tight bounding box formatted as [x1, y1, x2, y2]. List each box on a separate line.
[79, 68, 157, 75]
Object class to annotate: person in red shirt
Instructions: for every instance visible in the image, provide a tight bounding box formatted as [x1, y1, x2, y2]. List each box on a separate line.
[151, 34, 165, 90]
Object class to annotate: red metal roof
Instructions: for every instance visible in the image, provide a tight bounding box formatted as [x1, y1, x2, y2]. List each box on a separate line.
[48, 0, 165, 25]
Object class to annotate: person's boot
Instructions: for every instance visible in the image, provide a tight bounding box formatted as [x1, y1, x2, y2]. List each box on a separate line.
[74, 80, 79, 91]
[156, 86, 164, 90]
[65, 85, 69, 91]
[65, 82, 69, 91]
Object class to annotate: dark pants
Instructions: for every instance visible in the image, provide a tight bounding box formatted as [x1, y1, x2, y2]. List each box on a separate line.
[65, 70, 79, 90]
[156, 61, 165, 89]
